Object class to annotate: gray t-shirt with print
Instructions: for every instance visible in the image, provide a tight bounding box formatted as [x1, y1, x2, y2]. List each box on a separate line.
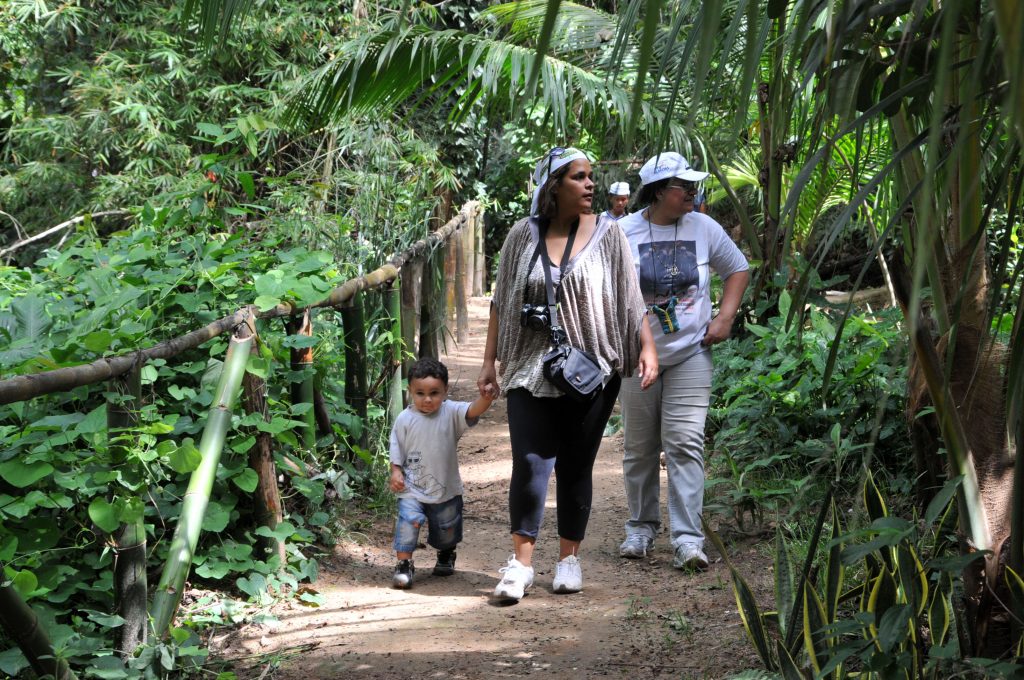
[389, 400, 475, 504]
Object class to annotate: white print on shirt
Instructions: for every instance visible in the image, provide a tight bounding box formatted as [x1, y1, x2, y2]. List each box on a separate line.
[402, 452, 445, 499]
[638, 240, 698, 311]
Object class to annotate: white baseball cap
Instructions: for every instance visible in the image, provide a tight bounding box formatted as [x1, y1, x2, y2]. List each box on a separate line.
[638, 152, 709, 186]
[609, 181, 630, 196]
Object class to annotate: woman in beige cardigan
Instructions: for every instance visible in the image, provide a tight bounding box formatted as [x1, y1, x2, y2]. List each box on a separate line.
[477, 147, 657, 602]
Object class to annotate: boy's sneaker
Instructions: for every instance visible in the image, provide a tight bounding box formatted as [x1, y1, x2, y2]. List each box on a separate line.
[392, 559, 415, 589]
[493, 555, 534, 602]
[619, 534, 654, 558]
[673, 544, 709, 572]
[433, 548, 457, 576]
[552, 554, 583, 594]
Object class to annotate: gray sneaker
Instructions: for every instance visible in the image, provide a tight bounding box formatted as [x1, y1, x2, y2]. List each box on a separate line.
[619, 534, 654, 558]
[673, 544, 708, 571]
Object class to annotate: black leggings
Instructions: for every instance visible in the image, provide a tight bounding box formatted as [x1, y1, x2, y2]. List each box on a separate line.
[506, 374, 621, 542]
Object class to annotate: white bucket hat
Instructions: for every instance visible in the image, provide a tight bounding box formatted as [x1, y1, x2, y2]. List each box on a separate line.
[638, 152, 709, 186]
[609, 181, 630, 196]
[530, 147, 590, 216]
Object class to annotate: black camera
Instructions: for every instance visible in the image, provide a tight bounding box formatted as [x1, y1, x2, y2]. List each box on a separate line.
[520, 303, 550, 331]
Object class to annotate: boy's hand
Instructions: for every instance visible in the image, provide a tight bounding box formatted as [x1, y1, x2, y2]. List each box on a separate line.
[389, 467, 406, 493]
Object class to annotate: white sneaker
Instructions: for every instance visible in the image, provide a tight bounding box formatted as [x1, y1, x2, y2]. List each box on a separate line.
[673, 544, 709, 571]
[552, 554, 582, 594]
[493, 555, 534, 601]
[619, 534, 654, 558]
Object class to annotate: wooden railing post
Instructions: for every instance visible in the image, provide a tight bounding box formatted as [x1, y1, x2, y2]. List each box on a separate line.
[455, 218, 469, 344]
[241, 341, 286, 567]
[473, 203, 486, 296]
[400, 261, 423, 377]
[106, 365, 147, 658]
[286, 310, 317, 452]
[341, 294, 369, 458]
[384, 282, 404, 422]
[419, 255, 440, 360]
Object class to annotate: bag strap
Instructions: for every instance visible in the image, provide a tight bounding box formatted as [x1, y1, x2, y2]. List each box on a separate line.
[537, 220, 579, 347]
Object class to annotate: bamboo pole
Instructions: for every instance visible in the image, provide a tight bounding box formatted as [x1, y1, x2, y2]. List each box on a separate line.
[0, 584, 78, 680]
[241, 341, 286, 567]
[0, 208, 471, 406]
[107, 366, 147, 658]
[150, 324, 254, 638]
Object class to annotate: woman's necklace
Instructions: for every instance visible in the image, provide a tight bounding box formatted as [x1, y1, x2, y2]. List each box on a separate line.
[645, 208, 681, 300]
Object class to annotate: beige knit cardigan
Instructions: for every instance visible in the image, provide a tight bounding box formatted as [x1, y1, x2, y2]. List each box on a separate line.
[492, 215, 647, 397]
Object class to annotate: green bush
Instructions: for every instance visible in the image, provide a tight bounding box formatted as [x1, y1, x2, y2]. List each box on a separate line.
[707, 290, 912, 525]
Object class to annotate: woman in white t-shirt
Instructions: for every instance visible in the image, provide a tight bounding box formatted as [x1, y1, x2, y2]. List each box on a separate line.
[616, 152, 750, 571]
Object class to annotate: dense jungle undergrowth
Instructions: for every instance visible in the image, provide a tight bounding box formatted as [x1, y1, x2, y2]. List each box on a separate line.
[3, 0, 1024, 678]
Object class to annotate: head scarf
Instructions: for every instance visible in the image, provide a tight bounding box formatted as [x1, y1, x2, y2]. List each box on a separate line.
[530, 147, 589, 216]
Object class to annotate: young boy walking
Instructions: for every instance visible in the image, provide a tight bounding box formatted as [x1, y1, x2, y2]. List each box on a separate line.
[389, 357, 495, 588]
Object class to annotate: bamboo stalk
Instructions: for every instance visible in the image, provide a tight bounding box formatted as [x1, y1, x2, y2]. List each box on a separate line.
[0, 584, 78, 680]
[150, 326, 254, 638]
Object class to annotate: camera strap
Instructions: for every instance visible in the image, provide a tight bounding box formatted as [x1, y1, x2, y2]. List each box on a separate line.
[536, 220, 579, 347]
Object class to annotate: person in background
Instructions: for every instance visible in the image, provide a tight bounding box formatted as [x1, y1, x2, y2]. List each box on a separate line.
[603, 181, 631, 220]
[616, 152, 749, 572]
[389, 357, 495, 589]
[477, 146, 657, 602]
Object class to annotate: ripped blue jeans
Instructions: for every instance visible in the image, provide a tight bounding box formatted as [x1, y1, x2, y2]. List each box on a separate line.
[392, 495, 463, 554]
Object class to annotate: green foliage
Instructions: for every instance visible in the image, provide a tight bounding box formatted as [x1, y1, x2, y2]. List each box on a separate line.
[707, 291, 911, 524]
[715, 471, 1024, 678]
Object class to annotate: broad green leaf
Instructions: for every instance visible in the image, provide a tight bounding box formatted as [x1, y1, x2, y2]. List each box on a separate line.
[7, 568, 38, 598]
[246, 356, 270, 378]
[877, 603, 912, 653]
[729, 566, 775, 670]
[0, 648, 29, 677]
[0, 535, 16, 561]
[238, 172, 255, 199]
[196, 122, 224, 136]
[924, 475, 962, 529]
[87, 656, 130, 679]
[253, 295, 281, 312]
[85, 610, 126, 627]
[776, 639, 802, 680]
[202, 501, 231, 532]
[75, 405, 108, 435]
[168, 439, 202, 474]
[0, 459, 54, 488]
[232, 468, 259, 493]
[89, 498, 120, 533]
[82, 330, 113, 353]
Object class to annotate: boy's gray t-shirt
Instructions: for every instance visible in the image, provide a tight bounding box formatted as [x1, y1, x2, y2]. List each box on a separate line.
[389, 400, 475, 504]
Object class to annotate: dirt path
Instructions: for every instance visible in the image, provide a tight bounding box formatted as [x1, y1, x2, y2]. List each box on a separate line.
[219, 298, 766, 679]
